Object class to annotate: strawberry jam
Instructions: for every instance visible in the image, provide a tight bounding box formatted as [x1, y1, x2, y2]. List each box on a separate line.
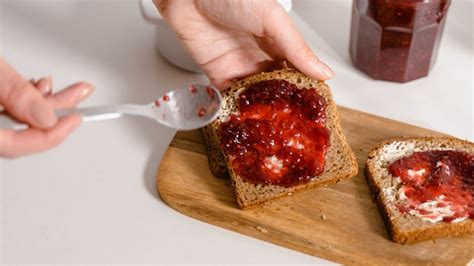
[198, 108, 206, 117]
[218, 80, 329, 187]
[389, 151, 474, 222]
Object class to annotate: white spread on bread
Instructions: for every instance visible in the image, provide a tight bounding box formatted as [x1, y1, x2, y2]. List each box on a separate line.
[264, 155, 284, 174]
[220, 116, 231, 123]
[218, 87, 245, 123]
[287, 138, 305, 149]
[378, 142, 416, 165]
[408, 195, 456, 223]
[407, 169, 426, 178]
[393, 174, 465, 223]
[396, 187, 468, 223]
[383, 187, 397, 201]
[375, 141, 469, 224]
[218, 97, 230, 122]
[397, 185, 409, 201]
[451, 216, 468, 223]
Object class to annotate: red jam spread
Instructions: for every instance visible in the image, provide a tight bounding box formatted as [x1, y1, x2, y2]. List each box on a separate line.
[207, 86, 216, 99]
[388, 150, 474, 223]
[189, 85, 198, 94]
[218, 80, 329, 187]
[198, 108, 206, 117]
[350, 0, 451, 82]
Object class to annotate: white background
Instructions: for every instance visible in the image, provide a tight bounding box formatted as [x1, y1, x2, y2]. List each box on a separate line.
[1, 0, 472, 264]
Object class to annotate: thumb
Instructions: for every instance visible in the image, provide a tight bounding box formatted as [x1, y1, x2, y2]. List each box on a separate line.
[262, 4, 335, 80]
[0, 60, 57, 129]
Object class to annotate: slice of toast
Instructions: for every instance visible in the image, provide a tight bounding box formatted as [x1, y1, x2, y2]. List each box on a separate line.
[365, 137, 474, 244]
[202, 69, 358, 209]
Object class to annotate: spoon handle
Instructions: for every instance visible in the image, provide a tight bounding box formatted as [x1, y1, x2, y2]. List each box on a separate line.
[0, 104, 147, 131]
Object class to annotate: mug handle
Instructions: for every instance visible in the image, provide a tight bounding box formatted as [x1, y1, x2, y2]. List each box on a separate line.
[139, 0, 164, 25]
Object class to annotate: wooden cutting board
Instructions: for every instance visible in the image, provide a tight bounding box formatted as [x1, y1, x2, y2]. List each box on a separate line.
[156, 106, 474, 265]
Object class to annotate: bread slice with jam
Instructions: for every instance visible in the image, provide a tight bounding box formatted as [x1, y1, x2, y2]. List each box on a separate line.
[366, 137, 474, 244]
[202, 69, 358, 209]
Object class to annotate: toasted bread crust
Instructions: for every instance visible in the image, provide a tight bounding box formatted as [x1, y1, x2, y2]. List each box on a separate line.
[199, 127, 229, 178]
[203, 69, 358, 209]
[365, 136, 474, 244]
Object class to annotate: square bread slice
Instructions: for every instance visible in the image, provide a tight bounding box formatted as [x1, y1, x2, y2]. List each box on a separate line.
[202, 69, 358, 209]
[366, 137, 474, 244]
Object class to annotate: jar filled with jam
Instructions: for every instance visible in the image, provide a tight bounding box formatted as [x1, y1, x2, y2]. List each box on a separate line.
[349, 0, 451, 83]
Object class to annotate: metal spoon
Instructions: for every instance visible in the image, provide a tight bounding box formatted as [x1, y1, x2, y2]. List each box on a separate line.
[0, 84, 222, 131]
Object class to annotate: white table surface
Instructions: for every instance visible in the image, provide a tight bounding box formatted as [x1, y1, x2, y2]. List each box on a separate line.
[1, 0, 472, 264]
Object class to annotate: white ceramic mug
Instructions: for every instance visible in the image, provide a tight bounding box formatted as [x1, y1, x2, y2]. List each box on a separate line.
[139, 0, 293, 73]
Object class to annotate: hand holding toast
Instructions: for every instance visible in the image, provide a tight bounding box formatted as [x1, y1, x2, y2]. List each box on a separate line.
[154, 0, 335, 89]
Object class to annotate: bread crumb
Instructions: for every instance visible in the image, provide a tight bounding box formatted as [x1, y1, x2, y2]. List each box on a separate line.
[326, 244, 331, 249]
[256, 226, 268, 233]
[287, 192, 293, 196]
[321, 214, 327, 220]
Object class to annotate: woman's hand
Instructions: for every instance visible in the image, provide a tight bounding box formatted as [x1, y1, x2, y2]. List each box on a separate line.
[154, 0, 334, 89]
[0, 59, 94, 158]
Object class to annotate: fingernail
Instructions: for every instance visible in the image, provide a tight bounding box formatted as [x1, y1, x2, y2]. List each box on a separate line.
[38, 76, 52, 95]
[78, 83, 94, 102]
[31, 101, 57, 128]
[320, 62, 335, 79]
[45, 76, 53, 94]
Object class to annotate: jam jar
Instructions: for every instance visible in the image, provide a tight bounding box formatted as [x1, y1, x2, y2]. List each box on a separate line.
[349, 0, 451, 83]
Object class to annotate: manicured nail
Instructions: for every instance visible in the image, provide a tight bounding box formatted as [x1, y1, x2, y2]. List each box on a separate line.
[45, 76, 52, 94]
[78, 83, 94, 102]
[38, 76, 52, 95]
[33, 76, 52, 95]
[320, 62, 335, 79]
[31, 101, 57, 128]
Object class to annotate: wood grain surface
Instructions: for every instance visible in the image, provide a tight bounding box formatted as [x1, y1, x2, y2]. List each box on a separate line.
[156, 106, 474, 265]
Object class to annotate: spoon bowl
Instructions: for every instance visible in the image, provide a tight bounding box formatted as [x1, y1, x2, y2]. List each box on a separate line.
[152, 84, 222, 130]
[0, 84, 222, 131]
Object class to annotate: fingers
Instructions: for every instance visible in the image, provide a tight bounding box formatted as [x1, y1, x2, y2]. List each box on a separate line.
[208, 59, 287, 90]
[209, 78, 233, 90]
[0, 81, 93, 158]
[34, 76, 53, 95]
[0, 60, 95, 158]
[46, 82, 94, 109]
[216, 60, 289, 90]
[0, 115, 82, 158]
[205, 54, 282, 90]
[0, 60, 57, 129]
[29, 77, 94, 109]
[262, 4, 335, 80]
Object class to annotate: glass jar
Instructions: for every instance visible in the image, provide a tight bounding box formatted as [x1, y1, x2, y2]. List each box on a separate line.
[349, 0, 451, 83]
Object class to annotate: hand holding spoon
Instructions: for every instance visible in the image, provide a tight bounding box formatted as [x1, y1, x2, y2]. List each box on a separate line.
[0, 84, 222, 131]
